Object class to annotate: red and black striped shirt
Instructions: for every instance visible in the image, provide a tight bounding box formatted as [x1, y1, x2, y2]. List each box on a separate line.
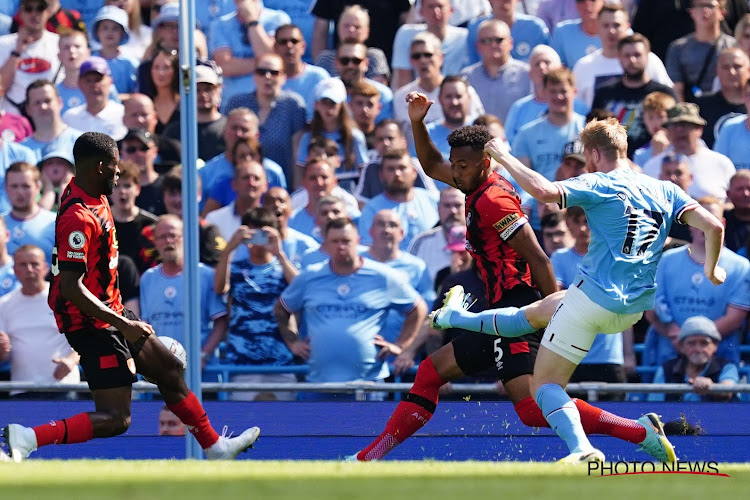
[464, 172, 534, 305]
[48, 179, 123, 334]
[12, 7, 87, 35]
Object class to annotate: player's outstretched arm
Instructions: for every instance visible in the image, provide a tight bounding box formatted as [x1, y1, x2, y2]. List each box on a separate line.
[484, 138, 561, 204]
[681, 206, 726, 285]
[408, 92, 457, 188]
[58, 269, 154, 343]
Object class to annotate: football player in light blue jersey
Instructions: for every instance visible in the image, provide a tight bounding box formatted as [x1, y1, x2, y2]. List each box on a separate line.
[484, 117, 725, 463]
[359, 150, 439, 251]
[466, 1, 550, 64]
[209, 1, 291, 108]
[139, 216, 227, 349]
[511, 68, 586, 183]
[646, 198, 750, 366]
[275, 217, 427, 395]
[363, 209, 436, 344]
[3, 162, 56, 263]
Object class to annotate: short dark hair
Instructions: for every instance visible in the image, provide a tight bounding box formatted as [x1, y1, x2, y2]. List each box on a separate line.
[324, 216, 356, 236]
[162, 165, 183, 193]
[73, 132, 118, 171]
[25, 79, 57, 102]
[447, 125, 492, 151]
[241, 206, 279, 230]
[375, 119, 404, 135]
[541, 211, 565, 229]
[439, 75, 469, 96]
[381, 147, 410, 162]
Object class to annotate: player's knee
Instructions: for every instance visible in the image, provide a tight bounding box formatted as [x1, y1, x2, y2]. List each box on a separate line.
[105, 413, 131, 437]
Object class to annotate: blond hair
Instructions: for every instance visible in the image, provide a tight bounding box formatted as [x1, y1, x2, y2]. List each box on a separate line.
[579, 118, 628, 161]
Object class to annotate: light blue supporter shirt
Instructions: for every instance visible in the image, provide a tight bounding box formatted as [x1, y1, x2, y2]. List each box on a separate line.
[653, 246, 750, 364]
[288, 208, 319, 242]
[2, 209, 56, 263]
[283, 64, 330, 121]
[359, 189, 439, 250]
[279, 258, 421, 382]
[20, 127, 83, 162]
[713, 115, 750, 170]
[92, 52, 138, 94]
[550, 19, 601, 68]
[504, 95, 590, 145]
[362, 251, 435, 343]
[512, 113, 586, 180]
[139, 264, 227, 346]
[556, 168, 699, 314]
[295, 130, 369, 169]
[467, 13, 550, 64]
[391, 24, 468, 76]
[199, 153, 286, 212]
[209, 8, 291, 106]
[550, 247, 624, 365]
[225, 257, 293, 366]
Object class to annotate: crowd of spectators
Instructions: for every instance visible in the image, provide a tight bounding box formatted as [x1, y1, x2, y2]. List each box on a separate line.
[0, 0, 749, 402]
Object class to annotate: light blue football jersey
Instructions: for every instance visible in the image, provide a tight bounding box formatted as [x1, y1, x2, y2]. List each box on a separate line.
[557, 168, 699, 314]
[504, 94, 590, 144]
[280, 258, 420, 382]
[3, 209, 56, 263]
[713, 115, 750, 170]
[467, 13, 550, 64]
[139, 264, 227, 346]
[512, 114, 586, 181]
[20, 127, 83, 162]
[550, 19, 601, 68]
[358, 189, 439, 250]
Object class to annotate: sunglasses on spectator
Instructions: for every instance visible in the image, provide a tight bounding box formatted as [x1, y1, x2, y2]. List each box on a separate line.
[23, 4, 46, 13]
[255, 68, 282, 77]
[410, 52, 434, 60]
[338, 56, 363, 66]
[124, 145, 151, 154]
[276, 38, 302, 45]
[479, 37, 505, 45]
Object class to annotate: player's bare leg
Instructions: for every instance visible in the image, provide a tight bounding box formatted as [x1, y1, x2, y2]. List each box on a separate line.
[135, 335, 260, 460]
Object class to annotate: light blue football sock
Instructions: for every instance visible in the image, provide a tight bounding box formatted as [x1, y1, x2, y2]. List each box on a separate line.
[536, 383, 593, 454]
[447, 306, 534, 337]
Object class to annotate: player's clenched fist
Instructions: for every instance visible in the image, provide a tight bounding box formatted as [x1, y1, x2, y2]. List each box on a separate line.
[484, 137, 510, 163]
[406, 92, 433, 124]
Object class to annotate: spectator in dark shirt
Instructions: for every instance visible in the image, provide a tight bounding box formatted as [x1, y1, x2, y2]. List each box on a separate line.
[119, 128, 166, 216]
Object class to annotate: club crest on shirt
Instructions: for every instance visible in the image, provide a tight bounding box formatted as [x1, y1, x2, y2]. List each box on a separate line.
[68, 231, 86, 250]
[516, 42, 531, 57]
[0, 129, 16, 142]
[164, 286, 177, 299]
[691, 272, 704, 287]
[13, 226, 25, 239]
[337, 283, 350, 297]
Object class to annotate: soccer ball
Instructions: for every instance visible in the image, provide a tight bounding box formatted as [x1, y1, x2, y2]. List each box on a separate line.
[142, 336, 187, 384]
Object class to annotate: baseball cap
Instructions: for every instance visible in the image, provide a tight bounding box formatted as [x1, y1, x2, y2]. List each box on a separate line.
[562, 140, 585, 163]
[92, 5, 131, 45]
[38, 149, 74, 168]
[152, 2, 180, 30]
[445, 226, 467, 252]
[663, 103, 707, 127]
[123, 128, 157, 147]
[314, 78, 347, 104]
[678, 316, 721, 344]
[80, 56, 111, 77]
[196, 64, 222, 85]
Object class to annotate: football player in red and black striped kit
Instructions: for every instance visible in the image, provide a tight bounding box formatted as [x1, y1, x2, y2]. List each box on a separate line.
[2, 132, 259, 462]
[351, 93, 657, 461]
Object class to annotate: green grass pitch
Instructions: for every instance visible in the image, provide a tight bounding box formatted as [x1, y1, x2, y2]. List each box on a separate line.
[1, 461, 749, 500]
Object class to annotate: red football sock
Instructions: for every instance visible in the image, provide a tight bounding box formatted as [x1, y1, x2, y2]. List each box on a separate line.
[514, 397, 646, 444]
[167, 392, 220, 449]
[575, 399, 646, 444]
[357, 358, 446, 461]
[33, 412, 93, 447]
